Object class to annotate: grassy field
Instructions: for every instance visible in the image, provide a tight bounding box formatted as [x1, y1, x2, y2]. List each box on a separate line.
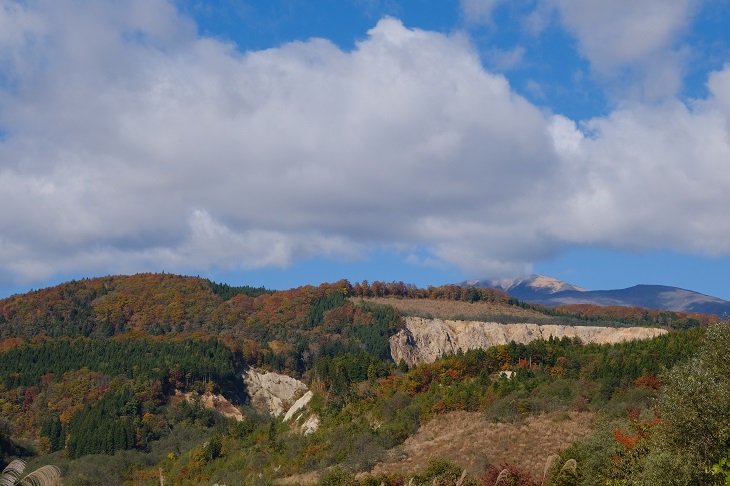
[357, 296, 547, 321]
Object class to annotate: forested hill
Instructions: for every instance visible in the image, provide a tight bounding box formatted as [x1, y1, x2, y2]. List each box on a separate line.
[0, 274, 403, 375]
[0, 273, 271, 340]
[1, 273, 719, 344]
[0, 274, 524, 340]
[1, 273, 727, 484]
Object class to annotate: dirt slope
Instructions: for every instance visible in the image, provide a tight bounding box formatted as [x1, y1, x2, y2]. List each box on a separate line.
[369, 411, 595, 480]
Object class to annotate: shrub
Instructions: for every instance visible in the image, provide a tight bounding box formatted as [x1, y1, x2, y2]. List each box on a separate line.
[481, 463, 538, 486]
[320, 466, 356, 486]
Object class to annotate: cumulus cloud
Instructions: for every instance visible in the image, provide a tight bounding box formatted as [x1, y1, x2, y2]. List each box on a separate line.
[545, 0, 700, 99]
[0, 2, 561, 285]
[547, 88, 730, 254]
[0, 0, 729, 290]
[708, 64, 730, 116]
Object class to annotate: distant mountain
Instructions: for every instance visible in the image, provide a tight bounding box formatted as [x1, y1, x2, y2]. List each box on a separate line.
[465, 274, 587, 300]
[465, 274, 730, 317]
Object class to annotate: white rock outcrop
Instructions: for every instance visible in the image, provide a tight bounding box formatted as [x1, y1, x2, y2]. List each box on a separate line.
[243, 370, 320, 435]
[300, 414, 320, 435]
[243, 369, 308, 417]
[283, 390, 314, 422]
[391, 317, 668, 366]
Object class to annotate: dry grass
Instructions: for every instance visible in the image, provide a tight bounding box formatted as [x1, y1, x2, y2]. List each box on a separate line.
[275, 470, 321, 485]
[369, 411, 595, 480]
[356, 297, 546, 321]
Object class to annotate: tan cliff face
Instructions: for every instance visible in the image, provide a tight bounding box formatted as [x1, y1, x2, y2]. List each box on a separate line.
[243, 369, 308, 417]
[390, 316, 668, 367]
[243, 369, 320, 435]
[175, 390, 244, 422]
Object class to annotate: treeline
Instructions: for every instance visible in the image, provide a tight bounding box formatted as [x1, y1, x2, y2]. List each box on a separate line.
[0, 335, 235, 391]
[208, 281, 273, 300]
[350, 280, 511, 303]
[0, 283, 406, 461]
[589, 327, 706, 391]
[66, 384, 143, 458]
[552, 303, 719, 329]
[0, 273, 279, 339]
[0, 274, 224, 338]
[500, 298, 719, 330]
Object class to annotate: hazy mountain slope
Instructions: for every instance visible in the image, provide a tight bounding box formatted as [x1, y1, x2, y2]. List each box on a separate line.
[466, 274, 587, 297]
[467, 274, 730, 316]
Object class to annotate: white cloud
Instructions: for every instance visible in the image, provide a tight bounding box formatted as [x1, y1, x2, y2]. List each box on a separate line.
[463, 0, 699, 99]
[0, 5, 561, 284]
[0, 1, 729, 290]
[546, 0, 700, 99]
[459, 0, 505, 24]
[486, 46, 526, 71]
[547, 85, 730, 255]
[708, 64, 730, 119]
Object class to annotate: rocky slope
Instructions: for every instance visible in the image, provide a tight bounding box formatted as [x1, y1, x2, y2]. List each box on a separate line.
[391, 316, 667, 366]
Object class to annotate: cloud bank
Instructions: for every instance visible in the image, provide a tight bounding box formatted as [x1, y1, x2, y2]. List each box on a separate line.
[0, 0, 729, 288]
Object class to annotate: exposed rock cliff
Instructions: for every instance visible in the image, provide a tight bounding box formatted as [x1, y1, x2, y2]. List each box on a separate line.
[283, 390, 314, 422]
[391, 317, 667, 366]
[243, 369, 308, 417]
[175, 391, 244, 422]
[243, 369, 320, 434]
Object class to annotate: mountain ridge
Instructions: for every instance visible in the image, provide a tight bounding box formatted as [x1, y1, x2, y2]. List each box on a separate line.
[465, 274, 730, 317]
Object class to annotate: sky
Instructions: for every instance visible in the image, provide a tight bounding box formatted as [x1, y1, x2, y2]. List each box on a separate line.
[1, 0, 730, 301]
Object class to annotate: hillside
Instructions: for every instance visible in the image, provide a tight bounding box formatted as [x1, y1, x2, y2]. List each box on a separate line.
[359, 296, 547, 320]
[0, 274, 400, 375]
[370, 411, 595, 478]
[0, 273, 727, 485]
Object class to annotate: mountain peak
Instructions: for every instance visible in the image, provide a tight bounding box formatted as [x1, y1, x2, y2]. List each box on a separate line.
[465, 274, 586, 295]
[524, 274, 588, 293]
[464, 274, 730, 317]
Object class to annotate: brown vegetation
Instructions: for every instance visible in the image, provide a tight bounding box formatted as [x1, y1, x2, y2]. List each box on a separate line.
[369, 411, 595, 480]
[553, 303, 721, 328]
[357, 297, 546, 321]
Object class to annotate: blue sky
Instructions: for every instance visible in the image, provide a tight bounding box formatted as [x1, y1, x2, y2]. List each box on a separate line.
[1, 0, 730, 301]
